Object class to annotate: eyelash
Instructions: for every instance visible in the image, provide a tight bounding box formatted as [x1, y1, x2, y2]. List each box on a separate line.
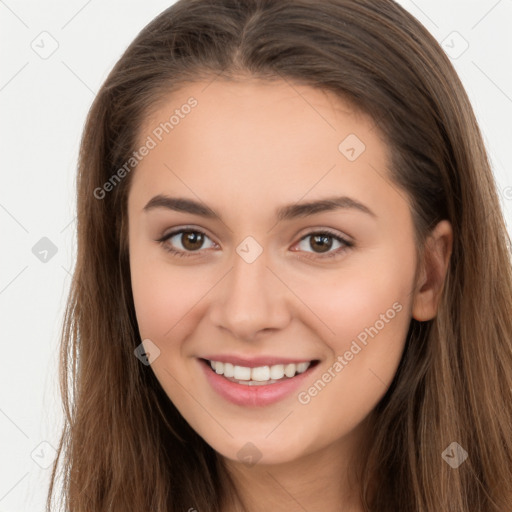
[156, 227, 354, 261]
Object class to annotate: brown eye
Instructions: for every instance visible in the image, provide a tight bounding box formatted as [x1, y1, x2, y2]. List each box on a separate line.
[181, 230, 205, 251]
[158, 228, 216, 256]
[294, 230, 353, 259]
[309, 234, 333, 253]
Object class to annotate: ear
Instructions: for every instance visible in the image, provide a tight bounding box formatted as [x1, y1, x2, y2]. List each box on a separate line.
[412, 220, 453, 322]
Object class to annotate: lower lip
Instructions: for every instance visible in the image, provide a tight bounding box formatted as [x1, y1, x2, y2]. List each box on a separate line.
[198, 358, 318, 407]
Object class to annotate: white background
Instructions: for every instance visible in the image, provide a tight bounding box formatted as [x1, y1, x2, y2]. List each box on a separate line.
[0, 1, 511, 510]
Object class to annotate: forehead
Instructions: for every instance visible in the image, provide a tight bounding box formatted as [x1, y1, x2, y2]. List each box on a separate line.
[129, 78, 396, 219]
[139, 78, 373, 151]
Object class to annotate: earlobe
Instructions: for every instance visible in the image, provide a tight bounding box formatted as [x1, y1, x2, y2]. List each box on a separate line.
[412, 220, 453, 322]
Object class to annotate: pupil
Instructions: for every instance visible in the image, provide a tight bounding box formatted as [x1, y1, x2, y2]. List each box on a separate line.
[183, 231, 203, 250]
[311, 235, 332, 253]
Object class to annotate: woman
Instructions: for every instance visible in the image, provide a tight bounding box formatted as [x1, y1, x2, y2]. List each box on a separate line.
[47, 0, 512, 510]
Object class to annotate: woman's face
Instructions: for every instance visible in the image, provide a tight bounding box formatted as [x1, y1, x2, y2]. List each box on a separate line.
[127, 79, 420, 465]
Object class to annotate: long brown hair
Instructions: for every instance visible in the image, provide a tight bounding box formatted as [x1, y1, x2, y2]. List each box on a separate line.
[47, 0, 512, 510]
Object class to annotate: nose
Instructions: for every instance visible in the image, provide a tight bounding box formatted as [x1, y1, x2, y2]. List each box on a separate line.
[208, 245, 292, 341]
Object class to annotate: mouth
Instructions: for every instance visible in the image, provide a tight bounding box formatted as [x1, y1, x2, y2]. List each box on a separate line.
[198, 357, 321, 407]
[200, 358, 319, 386]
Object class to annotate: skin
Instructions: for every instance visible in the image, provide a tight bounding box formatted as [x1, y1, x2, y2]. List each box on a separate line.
[127, 78, 453, 512]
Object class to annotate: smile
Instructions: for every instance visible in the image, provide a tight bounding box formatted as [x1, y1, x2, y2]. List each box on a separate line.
[198, 357, 320, 406]
[207, 359, 312, 385]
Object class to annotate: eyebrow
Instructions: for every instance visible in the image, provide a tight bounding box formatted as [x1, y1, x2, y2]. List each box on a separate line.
[143, 194, 376, 221]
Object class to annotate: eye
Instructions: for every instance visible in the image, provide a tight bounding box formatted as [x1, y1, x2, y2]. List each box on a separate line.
[157, 228, 216, 257]
[292, 230, 353, 259]
[156, 227, 353, 260]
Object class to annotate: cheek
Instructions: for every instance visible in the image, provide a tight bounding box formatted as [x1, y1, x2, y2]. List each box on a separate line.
[129, 243, 220, 353]
[290, 248, 415, 428]
[131, 257, 197, 339]
[289, 251, 415, 354]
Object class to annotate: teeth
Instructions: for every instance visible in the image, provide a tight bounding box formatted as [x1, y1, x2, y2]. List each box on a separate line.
[269, 364, 285, 380]
[284, 363, 296, 378]
[251, 366, 270, 381]
[208, 360, 312, 383]
[296, 362, 310, 373]
[233, 365, 251, 380]
[223, 362, 235, 378]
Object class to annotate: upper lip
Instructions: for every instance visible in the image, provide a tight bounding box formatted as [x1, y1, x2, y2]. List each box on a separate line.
[200, 354, 317, 368]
